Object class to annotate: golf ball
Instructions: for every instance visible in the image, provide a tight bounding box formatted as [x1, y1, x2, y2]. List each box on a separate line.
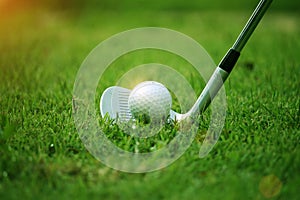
[128, 81, 172, 122]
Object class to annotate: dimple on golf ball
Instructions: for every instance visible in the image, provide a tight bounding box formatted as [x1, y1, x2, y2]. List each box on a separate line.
[128, 81, 172, 122]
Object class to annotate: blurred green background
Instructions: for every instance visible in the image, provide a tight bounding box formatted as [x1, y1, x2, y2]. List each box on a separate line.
[1, 0, 300, 12]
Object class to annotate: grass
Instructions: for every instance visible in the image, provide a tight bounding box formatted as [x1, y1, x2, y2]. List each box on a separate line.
[0, 2, 299, 200]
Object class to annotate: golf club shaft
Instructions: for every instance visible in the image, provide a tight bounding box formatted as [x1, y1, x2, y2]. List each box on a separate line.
[233, 0, 273, 52]
[219, 0, 273, 74]
[188, 0, 272, 116]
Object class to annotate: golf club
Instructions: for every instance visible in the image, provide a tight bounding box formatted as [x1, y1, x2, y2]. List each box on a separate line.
[100, 0, 273, 122]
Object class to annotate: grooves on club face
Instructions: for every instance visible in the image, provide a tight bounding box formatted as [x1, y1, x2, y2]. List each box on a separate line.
[100, 86, 132, 121]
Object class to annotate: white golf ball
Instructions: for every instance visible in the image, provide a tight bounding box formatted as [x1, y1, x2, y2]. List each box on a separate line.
[128, 81, 172, 122]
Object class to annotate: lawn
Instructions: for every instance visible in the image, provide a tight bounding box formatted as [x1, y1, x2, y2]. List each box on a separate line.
[0, 1, 299, 199]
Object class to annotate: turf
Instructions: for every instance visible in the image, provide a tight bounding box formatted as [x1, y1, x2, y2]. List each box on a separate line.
[0, 1, 299, 200]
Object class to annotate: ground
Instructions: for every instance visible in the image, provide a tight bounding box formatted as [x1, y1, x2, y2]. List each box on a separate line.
[0, 1, 299, 199]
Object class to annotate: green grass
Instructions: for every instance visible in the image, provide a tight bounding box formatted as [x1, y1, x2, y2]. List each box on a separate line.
[0, 2, 299, 200]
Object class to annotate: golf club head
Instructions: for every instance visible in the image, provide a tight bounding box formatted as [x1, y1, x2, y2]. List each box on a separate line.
[100, 86, 183, 122]
[100, 86, 132, 121]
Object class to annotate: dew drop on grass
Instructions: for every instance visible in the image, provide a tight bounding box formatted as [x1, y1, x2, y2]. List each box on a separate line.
[48, 143, 55, 156]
